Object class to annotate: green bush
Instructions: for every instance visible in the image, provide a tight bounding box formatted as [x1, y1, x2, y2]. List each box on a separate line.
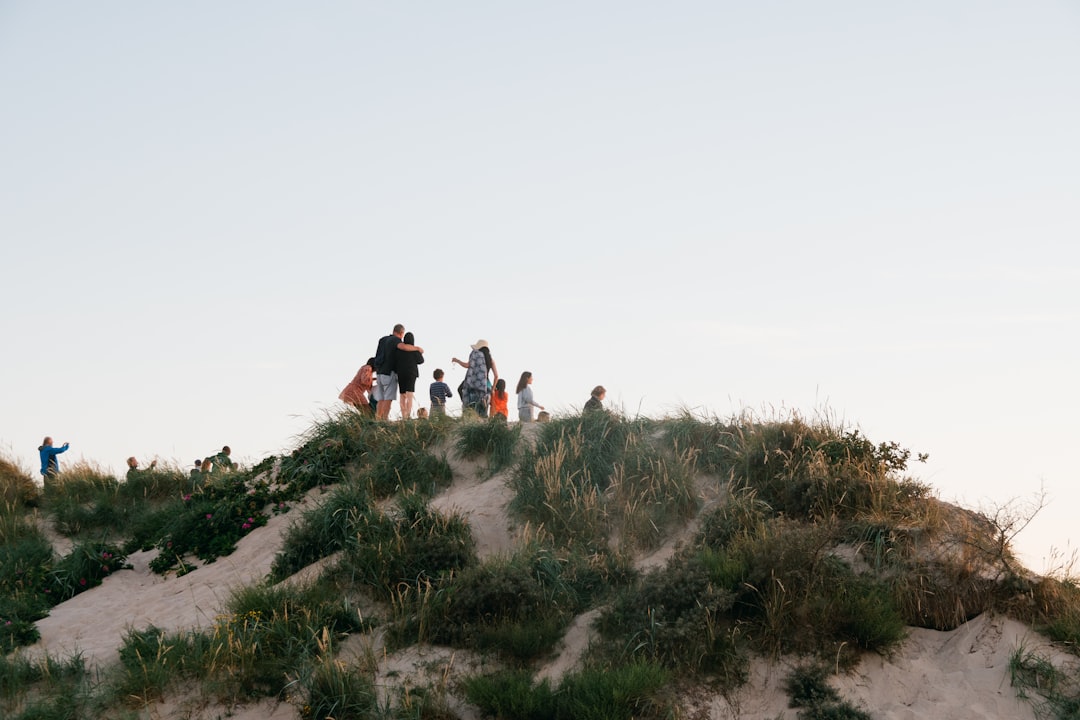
[730, 420, 928, 522]
[148, 478, 271, 574]
[44, 540, 128, 603]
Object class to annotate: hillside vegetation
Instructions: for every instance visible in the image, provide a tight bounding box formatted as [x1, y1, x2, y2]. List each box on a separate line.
[2, 410, 1078, 719]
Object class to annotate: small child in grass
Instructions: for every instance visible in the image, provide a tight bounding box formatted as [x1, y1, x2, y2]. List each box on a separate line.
[490, 378, 509, 421]
[429, 369, 453, 417]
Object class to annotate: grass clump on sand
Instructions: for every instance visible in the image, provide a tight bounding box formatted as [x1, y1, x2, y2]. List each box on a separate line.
[332, 491, 477, 599]
[269, 480, 373, 581]
[0, 652, 90, 720]
[511, 411, 699, 552]
[109, 581, 368, 707]
[455, 417, 521, 475]
[391, 538, 633, 662]
[461, 660, 674, 720]
[785, 664, 872, 720]
[1009, 642, 1080, 720]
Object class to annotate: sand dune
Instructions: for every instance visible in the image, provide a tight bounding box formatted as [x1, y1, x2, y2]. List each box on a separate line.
[16, 439, 1073, 719]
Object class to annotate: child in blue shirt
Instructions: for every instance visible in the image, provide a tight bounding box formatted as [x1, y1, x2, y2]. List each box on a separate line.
[429, 369, 454, 417]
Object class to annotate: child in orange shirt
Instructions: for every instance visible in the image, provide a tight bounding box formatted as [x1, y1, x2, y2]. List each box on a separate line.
[490, 378, 509, 421]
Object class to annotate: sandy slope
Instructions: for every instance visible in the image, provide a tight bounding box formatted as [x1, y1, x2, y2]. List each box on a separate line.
[14, 437, 1074, 719]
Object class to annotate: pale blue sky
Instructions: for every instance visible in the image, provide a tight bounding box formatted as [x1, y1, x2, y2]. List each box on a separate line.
[2, 2, 1077, 570]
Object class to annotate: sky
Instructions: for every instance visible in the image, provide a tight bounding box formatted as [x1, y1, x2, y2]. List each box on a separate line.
[2, 2, 1077, 572]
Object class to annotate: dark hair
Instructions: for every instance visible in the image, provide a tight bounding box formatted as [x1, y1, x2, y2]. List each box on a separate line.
[515, 371, 532, 394]
[479, 345, 492, 370]
[434, 368, 444, 380]
[367, 357, 377, 367]
[494, 378, 507, 399]
[403, 331, 414, 345]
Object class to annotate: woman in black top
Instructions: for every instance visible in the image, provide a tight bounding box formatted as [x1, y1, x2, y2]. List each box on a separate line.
[395, 332, 425, 419]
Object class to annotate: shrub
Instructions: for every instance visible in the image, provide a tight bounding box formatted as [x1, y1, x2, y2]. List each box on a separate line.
[729, 419, 928, 522]
[44, 540, 128, 603]
[148, 476, 271, 574]
[728, 519, 906, 658]
[699, 487, 771, 548]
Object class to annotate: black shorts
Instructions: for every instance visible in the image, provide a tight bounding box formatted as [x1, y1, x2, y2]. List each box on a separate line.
[398, 375, 418, 393]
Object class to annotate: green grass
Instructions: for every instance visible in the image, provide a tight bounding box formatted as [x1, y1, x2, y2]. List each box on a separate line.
[461, 660, 673, 720]
[3, 412, 1080, 717]
[785, 664, 872, 719]
[511, 412, 699, 551]
[270, 480, 373, 582]
[454, 418, 521, 475]
[1009, 643, 1080, 720]
[109, 581, 369, 707]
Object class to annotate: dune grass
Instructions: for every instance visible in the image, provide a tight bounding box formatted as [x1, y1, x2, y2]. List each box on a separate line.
[2, 410, 1079, 718]
[510, 411, 699, 552]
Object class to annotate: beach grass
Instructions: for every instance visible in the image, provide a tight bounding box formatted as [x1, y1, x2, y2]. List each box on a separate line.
[2, 410, 1079, 718]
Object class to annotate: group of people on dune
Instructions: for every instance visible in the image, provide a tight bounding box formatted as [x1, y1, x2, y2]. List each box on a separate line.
[339, 324, 607, 422]
[34, 437, 238, 486]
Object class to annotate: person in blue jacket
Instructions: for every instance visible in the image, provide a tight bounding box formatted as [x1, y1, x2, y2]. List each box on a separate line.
[38, 436, 70, 484]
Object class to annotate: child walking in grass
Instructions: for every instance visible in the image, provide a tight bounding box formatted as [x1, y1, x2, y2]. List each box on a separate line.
[516, 371, 544, 422]
[429, 369, 453, 417]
